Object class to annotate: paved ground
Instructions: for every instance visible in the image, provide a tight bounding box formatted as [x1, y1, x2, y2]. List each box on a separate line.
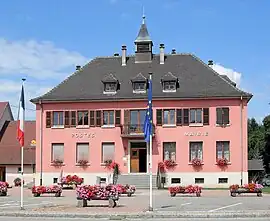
[0, 218, 269, 221]
[1, 187, 270, 213]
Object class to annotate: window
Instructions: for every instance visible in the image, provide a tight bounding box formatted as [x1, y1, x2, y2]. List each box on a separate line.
[51, 143, 64, 162]
[103, 110, 114, 125]
[71, 111, 76, 127]
[102, 143, 115, 163]
[189, 142, 203, 161]
[130, 110, 146, 132]
[104, 83, 117, 93]
[17, 167, 21, 173]
[64, 111, 70, 127]
[137, 43, 150, 52]
[195, 178, 204, 184]
[163, 142, 176, 161]
[216, 141, 230, 161]
[171, 178, 181, 184]
[190, 108, 202, 124]
[53, 111, 64, 126]
[163, 109, 175, 125]
[163, 81, 176, 92]
[76, 143, 89, 163]
[133, 82, 146, 92]
[216, 107, 230, 125]
[218, 178, 228, 184]
[53, 178, 58, 184]
[77, 111, 89, 126]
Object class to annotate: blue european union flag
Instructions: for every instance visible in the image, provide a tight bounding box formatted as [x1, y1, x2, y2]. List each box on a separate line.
[143, 74, 152, 142]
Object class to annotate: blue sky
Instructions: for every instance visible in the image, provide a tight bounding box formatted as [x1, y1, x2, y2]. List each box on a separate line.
[0, 0, 269, 121]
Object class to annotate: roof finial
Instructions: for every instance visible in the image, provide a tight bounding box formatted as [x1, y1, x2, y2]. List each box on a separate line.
[142, 6, 145, 24]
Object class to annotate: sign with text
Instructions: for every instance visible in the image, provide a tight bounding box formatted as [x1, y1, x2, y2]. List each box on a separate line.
[184, 132, 209, 136]
[72, 132, 95, 138]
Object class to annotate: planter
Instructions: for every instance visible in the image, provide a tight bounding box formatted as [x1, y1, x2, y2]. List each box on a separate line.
[60, 175, 83, 189]
[229, 183, 263, 197]
[0, 181, 8, 196]
[32, 185, 62, 197]
[169, 185, 202, 197]
[76, 185, 119, 208]
[115, 184, 136, 197]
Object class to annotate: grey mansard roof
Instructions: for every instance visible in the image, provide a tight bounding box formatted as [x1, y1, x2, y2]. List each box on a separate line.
[30, 53, 252, 103]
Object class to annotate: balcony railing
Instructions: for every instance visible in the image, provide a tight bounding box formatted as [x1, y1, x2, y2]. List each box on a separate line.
[121, 124, 155, 137]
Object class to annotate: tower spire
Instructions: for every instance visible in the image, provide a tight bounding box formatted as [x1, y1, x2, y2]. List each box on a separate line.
[142, 6, 145, 24]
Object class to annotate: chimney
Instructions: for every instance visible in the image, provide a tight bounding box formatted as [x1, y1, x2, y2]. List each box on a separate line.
[159, 43, 165, 64]
[171, 48, 176, 54]
[76, 65, 81, 70]
[208, 60, 213, 67]
[122, 45, 127, 66]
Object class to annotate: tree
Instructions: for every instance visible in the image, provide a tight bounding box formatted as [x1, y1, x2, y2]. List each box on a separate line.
[248, 118, 265, 159]
[262, 115, 270, 173]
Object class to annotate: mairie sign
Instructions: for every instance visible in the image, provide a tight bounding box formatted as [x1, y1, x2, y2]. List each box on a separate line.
[184, 132, 209, 136]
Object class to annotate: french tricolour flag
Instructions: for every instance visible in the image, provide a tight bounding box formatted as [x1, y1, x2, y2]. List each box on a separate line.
[17, 83, 25, 147]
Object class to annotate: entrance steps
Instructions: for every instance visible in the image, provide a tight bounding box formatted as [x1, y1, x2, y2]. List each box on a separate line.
[117, 174, 157, 189]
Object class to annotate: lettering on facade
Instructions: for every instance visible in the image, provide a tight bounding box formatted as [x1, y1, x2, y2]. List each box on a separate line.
[72, 133, 95, 138]
[184, 132, 209, 136]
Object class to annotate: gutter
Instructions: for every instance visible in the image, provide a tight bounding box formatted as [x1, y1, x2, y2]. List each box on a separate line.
[39, 100, 43, 186]
[240, 95, 243, 185]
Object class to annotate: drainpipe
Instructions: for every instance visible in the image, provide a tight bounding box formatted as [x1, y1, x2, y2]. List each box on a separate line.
[39, 100, 43, 186]
[240, 96, 243, 186]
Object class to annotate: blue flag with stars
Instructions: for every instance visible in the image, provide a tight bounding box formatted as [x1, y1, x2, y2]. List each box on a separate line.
[143, 74, 152, 142]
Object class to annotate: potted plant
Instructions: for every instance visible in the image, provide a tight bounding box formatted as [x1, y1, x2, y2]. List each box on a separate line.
[217, 158, 228, 166]
[104, 160, 120, 185]
[191, 158, 202, 167]
[164, 159, 177, 170]
[52, 159, 63, 166]
[77, 159, 89, 167]
[14, 177, 24, 187]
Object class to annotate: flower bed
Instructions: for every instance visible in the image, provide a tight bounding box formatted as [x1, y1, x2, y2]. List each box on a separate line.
[115, 184, 136, 197]
[229, 183, 263, 197]
[32, 185, 62, 197]
[169, 185, 202, 197]
[0, 181, 8, 196]
[76, 184, 119, 208]
[60, 175, 83, 188]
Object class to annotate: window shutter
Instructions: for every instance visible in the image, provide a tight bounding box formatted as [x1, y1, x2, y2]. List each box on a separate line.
[46, 111, 52, 128]
[70, 111, 76, 127]
[223, 108, 230, 124]
[203, 108, 209, 125]
[64, 111, 70, 128]
[96, 110, 102, 127]
[156, 109, 162, 126]
[176, 109, 182, 126]
[115, 110, 121, 126]
[216, 108, 222, 125]
[183, 109, 189, 125]
[90, 111, 95, 127]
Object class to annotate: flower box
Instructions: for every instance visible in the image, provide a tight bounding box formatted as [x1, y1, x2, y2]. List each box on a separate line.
[51, 159, 64, 166]
[60, 175, 84, 188]
[76, 184, 119, 208]
[191, 158, 202, 167]
[169, 185, 202, 197]
[77, 159, 89, 167]
[115, 184, 136, 197]
[32, 185, 62, 197]
[216, 158, 228, 166]
[229, 183, 263, 197]
[0, 181, 8, 196]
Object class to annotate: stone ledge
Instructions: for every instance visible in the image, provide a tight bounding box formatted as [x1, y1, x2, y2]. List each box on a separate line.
[1, 210, 270, 219]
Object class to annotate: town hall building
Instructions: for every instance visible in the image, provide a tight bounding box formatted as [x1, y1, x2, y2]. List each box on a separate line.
[31, 16, 252, 188]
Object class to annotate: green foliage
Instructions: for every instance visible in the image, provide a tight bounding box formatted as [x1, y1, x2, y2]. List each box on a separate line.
[248, 118, 265, 160]
[262, 115, 270, 173]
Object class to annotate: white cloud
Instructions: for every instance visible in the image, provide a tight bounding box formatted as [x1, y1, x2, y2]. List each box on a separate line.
[0, 38, 88, 80]
[211, 63, 242, 86]
[0, 38, 89, 120]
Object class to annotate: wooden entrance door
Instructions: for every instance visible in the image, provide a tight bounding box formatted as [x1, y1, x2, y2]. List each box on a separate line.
[130, 149, 139, 173]
[0, 167, 6, 182]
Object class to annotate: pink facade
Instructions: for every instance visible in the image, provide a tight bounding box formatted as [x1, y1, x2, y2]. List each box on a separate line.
[35, 98, 248, 187]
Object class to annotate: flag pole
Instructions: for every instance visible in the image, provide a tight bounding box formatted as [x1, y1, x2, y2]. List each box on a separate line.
[20, 78, 26, 210]
[148, 73, 153, 211]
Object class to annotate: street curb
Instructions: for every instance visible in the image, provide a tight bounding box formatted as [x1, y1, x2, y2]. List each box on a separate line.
[1, 210, 270, 219]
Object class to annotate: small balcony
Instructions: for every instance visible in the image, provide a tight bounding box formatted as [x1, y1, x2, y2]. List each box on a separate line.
[120, 124, 155, 138]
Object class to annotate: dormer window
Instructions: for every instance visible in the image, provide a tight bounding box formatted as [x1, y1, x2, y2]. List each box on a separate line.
[161, 72, 178, 93]
[163, 81, 176, 92]
[131, 73, 147, 93]
[102, 74, 119, 94]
